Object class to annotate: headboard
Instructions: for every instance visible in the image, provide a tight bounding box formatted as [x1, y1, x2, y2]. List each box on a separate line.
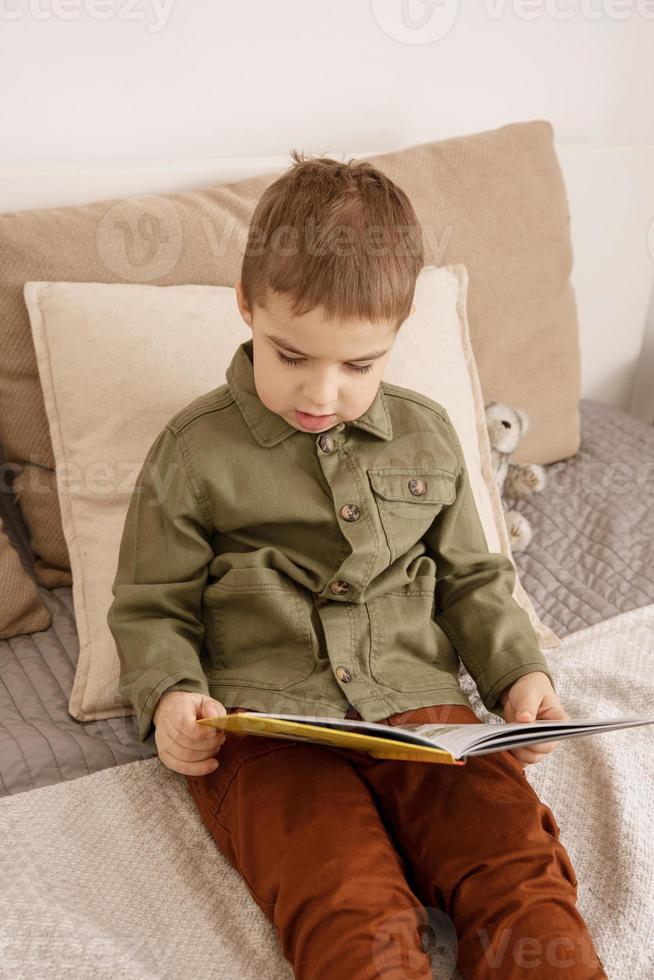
[2, 143, 653, 417]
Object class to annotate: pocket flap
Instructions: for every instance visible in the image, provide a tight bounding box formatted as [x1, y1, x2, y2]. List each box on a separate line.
[367, 468, 457, 505]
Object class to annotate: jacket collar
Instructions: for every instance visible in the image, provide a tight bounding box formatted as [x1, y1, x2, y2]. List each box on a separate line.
[226, 338, 393, 447]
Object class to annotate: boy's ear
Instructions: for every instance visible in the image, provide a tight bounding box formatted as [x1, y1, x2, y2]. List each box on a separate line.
[234, 279, 253, 327]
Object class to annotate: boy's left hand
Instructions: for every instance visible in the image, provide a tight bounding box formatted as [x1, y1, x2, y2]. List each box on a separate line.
[498, 671, 570, 766]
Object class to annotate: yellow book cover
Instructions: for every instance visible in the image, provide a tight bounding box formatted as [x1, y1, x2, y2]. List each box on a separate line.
[197, 711, 654, 766]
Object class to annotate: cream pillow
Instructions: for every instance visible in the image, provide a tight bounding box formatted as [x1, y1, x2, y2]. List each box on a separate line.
[24, 265, 560, 725]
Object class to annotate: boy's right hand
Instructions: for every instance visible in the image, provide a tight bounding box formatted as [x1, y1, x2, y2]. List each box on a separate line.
[152, 691, 227, 776]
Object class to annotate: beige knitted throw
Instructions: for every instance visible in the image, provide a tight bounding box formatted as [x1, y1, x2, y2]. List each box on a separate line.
[1, 602, 653, 979]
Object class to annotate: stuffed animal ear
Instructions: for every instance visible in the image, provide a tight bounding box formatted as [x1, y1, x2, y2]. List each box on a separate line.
[513, 406, 530, 435]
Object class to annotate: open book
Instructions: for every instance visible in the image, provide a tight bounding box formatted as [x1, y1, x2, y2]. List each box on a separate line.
[197, 710, 654, 766]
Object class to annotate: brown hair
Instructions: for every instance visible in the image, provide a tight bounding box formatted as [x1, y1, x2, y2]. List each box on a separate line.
[240, 149, 424, 331]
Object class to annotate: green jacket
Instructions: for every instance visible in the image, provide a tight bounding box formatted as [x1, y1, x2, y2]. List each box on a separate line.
[107, 338, 555, 742]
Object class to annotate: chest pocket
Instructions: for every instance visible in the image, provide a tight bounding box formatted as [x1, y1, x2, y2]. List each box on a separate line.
[202, 566, 317, 690]
[367, 467, 457, 564]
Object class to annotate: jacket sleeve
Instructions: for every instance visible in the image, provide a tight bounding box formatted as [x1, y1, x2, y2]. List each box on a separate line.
[423, 411, 556, 719]
[107, 425, 213, 742]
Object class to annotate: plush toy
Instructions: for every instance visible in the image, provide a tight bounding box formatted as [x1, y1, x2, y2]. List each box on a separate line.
[484, 401, 546, 553]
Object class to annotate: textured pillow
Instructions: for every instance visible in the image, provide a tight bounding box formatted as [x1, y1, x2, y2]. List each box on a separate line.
[2, 119, 580, 586]
[0, 516, 51, 638]
[0, 438, 51, 638]
[23, 265, 560, 726]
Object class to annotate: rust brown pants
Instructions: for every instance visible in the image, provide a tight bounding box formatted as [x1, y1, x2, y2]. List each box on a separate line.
[185, 703, 607, 980]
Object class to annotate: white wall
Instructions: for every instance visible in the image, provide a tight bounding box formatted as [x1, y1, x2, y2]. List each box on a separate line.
[1, 1, 654, 161]
[560, 145, 654, 416]
[1, 0, 653, 416]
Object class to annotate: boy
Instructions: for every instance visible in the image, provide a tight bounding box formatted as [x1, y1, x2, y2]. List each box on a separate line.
[107, 151, 606, 979]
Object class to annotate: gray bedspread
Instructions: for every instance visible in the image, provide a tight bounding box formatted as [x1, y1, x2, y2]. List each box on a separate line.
[1, 398, 652, 797]
[512, 398, 654, 632]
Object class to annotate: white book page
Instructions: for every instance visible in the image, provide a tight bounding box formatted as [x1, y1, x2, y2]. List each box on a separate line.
[402, 717, 653, 757]
[256, 713, 653, 757]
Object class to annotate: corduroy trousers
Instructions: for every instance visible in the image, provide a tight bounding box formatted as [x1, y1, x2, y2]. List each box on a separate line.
[185, 702, 607, 980]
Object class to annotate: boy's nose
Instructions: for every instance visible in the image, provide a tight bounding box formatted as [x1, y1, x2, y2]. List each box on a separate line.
[302, 378, 338, 410]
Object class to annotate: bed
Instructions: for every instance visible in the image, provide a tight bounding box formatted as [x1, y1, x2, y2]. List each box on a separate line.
[0, 396, 652, 798]
[1, 136, 653, 978]
[1, 397, 653, 978]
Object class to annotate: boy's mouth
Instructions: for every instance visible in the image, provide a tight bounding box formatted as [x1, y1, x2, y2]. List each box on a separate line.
[294, 410, 337, 431]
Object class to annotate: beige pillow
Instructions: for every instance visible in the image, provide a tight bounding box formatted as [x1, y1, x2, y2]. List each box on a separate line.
[23, 265, 560, 726]
[0, 437, 52, 637]
[0, 516, 51, 638]
[3, 119, 580, 586]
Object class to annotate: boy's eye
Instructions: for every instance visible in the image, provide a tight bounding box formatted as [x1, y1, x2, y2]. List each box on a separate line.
[274, 349, 373, 375]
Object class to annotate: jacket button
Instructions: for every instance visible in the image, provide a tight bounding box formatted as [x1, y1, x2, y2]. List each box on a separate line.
[408, 478, 427, 496]
[318, 434, 335, 452]
[330, 579, 351, 595]
[336, 666, 352, 683]
[340, 503, 360, 522]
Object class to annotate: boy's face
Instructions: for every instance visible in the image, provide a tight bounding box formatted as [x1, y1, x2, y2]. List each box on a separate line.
[235, 280, 416, 433]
